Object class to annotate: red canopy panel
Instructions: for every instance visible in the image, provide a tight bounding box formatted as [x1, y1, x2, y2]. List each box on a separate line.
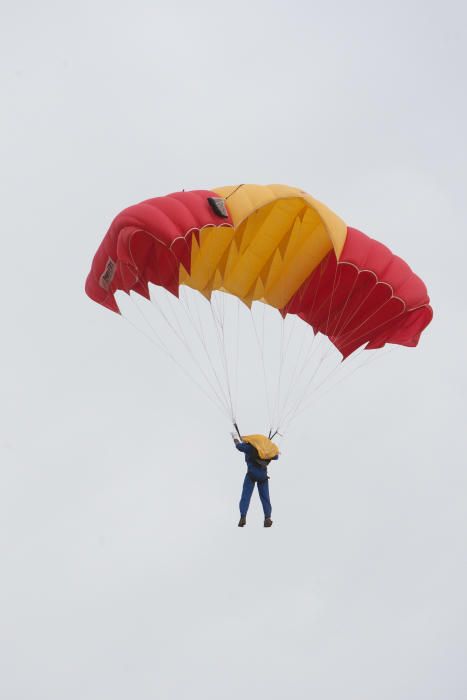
[85, 190, 233, 313]
[282, 227, 433, 358]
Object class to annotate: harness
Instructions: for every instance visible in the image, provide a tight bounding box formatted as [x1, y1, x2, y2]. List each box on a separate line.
[247, 471, 270, 485]
[247, 452, 271, 484]
[255, 458, 271, 468]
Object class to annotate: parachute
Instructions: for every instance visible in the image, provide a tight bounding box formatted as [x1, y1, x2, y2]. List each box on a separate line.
[85, 184, 432, 435]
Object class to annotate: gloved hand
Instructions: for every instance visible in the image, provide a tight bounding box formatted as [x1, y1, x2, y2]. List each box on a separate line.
[230, 431, 239, 442]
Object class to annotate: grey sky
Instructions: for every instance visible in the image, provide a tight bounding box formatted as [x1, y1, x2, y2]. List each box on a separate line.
[1, 1, 466, 698]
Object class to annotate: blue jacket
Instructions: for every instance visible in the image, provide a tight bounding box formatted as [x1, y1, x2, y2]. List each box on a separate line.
[235, 441, 278, 480]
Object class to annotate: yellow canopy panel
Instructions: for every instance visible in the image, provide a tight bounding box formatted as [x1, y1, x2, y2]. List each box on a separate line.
[179, 184, 347, 309]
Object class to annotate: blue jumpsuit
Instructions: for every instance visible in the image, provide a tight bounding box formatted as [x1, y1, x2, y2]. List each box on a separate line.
[236, 442, 278, 518]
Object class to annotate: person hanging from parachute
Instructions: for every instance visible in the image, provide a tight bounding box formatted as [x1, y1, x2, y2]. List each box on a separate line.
[85, 184, 433, 525]
[230, 431, 279, 527]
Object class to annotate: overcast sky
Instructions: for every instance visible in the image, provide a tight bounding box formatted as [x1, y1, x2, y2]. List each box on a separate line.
[1, 1, 466, 698]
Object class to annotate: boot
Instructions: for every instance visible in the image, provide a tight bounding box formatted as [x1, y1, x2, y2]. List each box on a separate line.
[238, 516, 246, 527]
[264, 517, 273, 528]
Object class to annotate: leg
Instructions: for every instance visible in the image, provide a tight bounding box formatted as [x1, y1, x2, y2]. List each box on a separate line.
[239, 474, 255, 517]
[257, 480, 272, 518]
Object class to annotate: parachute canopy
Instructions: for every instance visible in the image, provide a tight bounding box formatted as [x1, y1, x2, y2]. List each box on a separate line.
[86, 184, 432, 359]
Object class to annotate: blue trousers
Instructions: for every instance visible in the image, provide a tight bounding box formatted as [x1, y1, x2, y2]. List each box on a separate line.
[239, 474, 272, 518]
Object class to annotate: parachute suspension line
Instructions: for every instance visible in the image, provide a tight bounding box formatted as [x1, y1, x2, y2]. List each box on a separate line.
[249, 303, 273, 433]
[328, 345, 394, 396]
[281, 345, 369, 433]
[327, 264, 360, 341]
[303, 344, 368, 400]
[271, 316, 285, 434]
[283, 258, 361, 426]
[209, 294, 235, 422]
[125, 298, 172, 356]
[324, 262, 340, 338]
[162, 245, 235, 419]
[124, 294, 230, 418]
[216, 291, 236, 421]
[178, 287, 233, 417]
[147, 291, 232, 416]
[327, 268, 405, 356]
[261, 300, 274, 435]
[282, 346, 395, 433]
[277, 262, 342, 430]
[268, 318, 281, 436]
[269, 258, 293, 436]
[271, 311, 294, 437]
[328, 269, 386, 346]
[278, 329, 328, 430]
[280, 266, 402, 428]
[275, 314, 318, 435]
[233, 296, 241, 422]
[335, 302, 403, 356]
[210, 292, 236, 423]
[261, 301, 271, 432]
[281, 269, 403, 431]
[281, 293, 349, 426]
[280, 336, 329, 428]
[166, 290, 232, 405]
[301, 260, 343, 372]
[148, 287, 232, 414]
[274, 254, 330, 432]
[275, 315, 315, 432]
[151, 294, 230, 412]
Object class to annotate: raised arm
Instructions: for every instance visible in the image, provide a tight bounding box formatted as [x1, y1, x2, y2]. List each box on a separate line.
[230, 432, 253, 454]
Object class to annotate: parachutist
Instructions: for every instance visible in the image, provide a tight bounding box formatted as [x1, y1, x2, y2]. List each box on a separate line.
[231, 433, 279, 527]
